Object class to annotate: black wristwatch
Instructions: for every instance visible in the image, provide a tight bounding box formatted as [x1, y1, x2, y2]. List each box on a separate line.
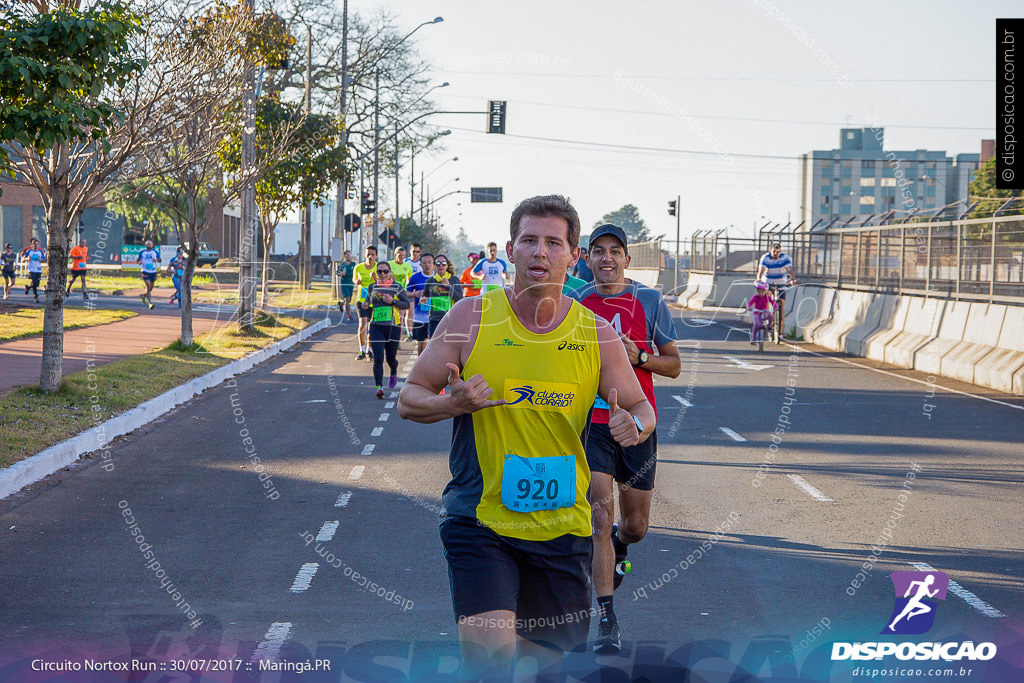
[636, 350, 650, 367]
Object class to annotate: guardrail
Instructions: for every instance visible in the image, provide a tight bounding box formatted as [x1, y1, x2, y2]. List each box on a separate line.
[690, 216, 1024, 305]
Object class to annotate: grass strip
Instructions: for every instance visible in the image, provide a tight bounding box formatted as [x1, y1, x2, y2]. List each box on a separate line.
[0, 312, 312, 469]
[0, 308, 138, 343]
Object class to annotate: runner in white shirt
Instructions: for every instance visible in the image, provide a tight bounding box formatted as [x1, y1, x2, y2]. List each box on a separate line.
[138, 240, 161, 309]
[471, 241, 510, 293]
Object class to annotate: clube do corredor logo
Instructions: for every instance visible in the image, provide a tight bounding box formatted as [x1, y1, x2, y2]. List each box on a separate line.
[832, 571, 998, 662]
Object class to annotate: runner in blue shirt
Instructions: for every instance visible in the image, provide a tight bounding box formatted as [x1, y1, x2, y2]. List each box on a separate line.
[137, 240, 160, 309]
[3, 243, 18, 299]
[22, 238, 45, 302]
[470, 241, 509, 293]
[167, 247, 185, 309]
[405, 252, 434, 355]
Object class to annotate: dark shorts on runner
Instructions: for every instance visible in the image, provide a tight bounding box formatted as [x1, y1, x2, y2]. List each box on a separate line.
[358, 302, 371, 318]
[584, 421, 658, 491]
[2, 268, 14, 283]
[340, 282, 354, 299]
[142, 272, 157, 283]
[69, 268, 86, 278]
[439, 515, 593, 652]
[411, 321, 429, 342]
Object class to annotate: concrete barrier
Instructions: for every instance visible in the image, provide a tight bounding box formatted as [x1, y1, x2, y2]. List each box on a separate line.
[913, 300, 971, 375]
[812, 290, 866, 349]
[845, 294, 897, 357]
[803, 287, 838, 341]
[863, 296, 912, 363]
[884, 297, 944, 368]
[784, 286, 826, 338]
[682, 273, 715, 309]
[972, 305, 1024, 394]
[939, 303, 1006, 385]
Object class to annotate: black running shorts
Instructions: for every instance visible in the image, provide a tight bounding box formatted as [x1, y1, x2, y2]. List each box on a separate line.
[439, 515, 593, 652]
[585, 421, 658, 491]
[411, 321, 429, 341]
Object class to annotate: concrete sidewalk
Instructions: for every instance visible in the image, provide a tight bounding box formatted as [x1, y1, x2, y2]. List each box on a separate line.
[0, 306, 232, 394]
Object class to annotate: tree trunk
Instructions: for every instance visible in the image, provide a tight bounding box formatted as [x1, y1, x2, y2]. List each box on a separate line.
[39, 147, 71, 393]
[180, 197, 199, 347]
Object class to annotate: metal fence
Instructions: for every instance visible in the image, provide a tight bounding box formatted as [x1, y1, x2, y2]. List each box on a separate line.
[690, 216, 1024, 304]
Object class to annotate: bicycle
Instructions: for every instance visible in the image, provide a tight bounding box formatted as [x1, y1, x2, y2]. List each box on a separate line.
[750, 307, 774, 353]
[767, 284, 794, 344]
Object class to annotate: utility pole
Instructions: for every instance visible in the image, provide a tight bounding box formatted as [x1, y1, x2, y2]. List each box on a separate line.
[299, 25, 312, 289]
[237, 0, 257, 330]
[332, 0, 348, 300]
[373, 68, 380, 255]
[409, 142, 415, 230]
[674, 194, 681, 295]
[394, 122, 400, 242]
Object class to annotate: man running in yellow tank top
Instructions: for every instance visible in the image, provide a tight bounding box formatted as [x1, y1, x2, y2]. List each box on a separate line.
[398, 195, 655, 678]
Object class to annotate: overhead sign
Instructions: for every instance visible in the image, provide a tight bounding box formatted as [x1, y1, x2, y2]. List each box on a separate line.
[471, 187, 503, 203]
[487, 100, 506, 134]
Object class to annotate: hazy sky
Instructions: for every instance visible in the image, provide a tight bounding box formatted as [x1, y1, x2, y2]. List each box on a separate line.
[346, 0, 1006, 247]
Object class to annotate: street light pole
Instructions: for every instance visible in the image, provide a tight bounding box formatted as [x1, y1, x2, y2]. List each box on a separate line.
[394, 122, 400, 242]
[674, 193, 680, 294]
[237, 0, 257, 330]
[299, 24, 312, 289]
[372, 68, 380, 255]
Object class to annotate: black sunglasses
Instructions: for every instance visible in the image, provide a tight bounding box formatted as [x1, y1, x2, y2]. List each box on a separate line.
[377, 269, 390, 274]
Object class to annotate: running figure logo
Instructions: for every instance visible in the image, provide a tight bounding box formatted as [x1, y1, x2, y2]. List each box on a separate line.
[508, 387, 535, 405]
[882, 571, 949, 635]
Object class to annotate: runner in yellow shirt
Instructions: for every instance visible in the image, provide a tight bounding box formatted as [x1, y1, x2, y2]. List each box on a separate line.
[353, 245, 378, 360]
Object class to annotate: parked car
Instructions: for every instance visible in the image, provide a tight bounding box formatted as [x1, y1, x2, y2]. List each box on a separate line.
[182, 241, 220, 267]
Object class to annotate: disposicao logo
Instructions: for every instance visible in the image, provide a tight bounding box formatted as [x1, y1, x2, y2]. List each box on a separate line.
[883, 571, 948, 635]
[831, 570, 997, 663]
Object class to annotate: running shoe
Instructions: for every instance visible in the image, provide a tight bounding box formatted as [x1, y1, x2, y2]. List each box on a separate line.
[388, 375, 397, 389]
[83, 293, 89, 300]
[612, 523, 630, 590]
[356, 351, 366, 360]
[169, 295, 175, 305]
[593, 617, 621, 654]
[34, 295, 40, 303]
[140, 294, 146, 305]
[375, 387, 384, 399]
[405, 332, 413, 342]
[148, 300, 154, 310]
[25, 285, 29, 294]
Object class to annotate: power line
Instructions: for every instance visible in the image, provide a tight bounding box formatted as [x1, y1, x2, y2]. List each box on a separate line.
[441, 94, 991, 132]
[435, 69, 992, 84]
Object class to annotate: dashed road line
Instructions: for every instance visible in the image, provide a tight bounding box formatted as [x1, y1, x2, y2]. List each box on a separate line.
[253, 622, 292, 661]
[385, 401, 395, 409]
[371, 427, 384, 437]
[361, 444, 375, 456]
[334, 491, 352, 507]
[288, 563, 319, 592]
[349, 465, 365, 480]
[389, 392, 399, 398]
[673, 394, 693, 407]
[316, 521, 339, 542]
[786, 474, 834, 502]
[909, 562, 1006, 617]
[719, 427, 746, 442]
[379, 413, 390, 422]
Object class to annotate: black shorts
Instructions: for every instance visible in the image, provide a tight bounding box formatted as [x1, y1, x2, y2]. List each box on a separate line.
[427, 317, 445, 338]
[142, 272, 157, 283]
[2, 268, 14, 281]
[368, 323, 400, 343]
[584, 421, 658, 490]
[439, 515, 593, 652]
[69, 268, 86, 277]
[358, 302, 371, 318]
[411, 321, 429, 341]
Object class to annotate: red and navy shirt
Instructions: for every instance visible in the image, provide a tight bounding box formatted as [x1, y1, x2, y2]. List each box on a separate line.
[570, 280, 678, 423]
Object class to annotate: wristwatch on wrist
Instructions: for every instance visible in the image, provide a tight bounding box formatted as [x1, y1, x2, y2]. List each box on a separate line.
[632, 414, 645, 434]
[636, 350, 650, 367]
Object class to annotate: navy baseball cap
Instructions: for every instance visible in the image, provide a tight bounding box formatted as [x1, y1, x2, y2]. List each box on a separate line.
[589, 224, 628, 252]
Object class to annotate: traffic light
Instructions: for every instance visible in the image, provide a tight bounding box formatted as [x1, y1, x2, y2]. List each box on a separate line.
[361, 192, 376, 214]
[668, 200, 677, 217]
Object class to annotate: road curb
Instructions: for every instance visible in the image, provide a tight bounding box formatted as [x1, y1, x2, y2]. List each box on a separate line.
[0, 315, 332, 502]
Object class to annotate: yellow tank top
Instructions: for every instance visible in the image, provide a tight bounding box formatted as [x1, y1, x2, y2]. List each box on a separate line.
[442, 289, 601, 541]
[353, 263, 375, 302]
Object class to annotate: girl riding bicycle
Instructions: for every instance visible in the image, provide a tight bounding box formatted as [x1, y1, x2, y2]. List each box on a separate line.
[747, 280, 775, 344]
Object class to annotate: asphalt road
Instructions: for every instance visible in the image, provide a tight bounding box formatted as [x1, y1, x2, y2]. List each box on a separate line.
[0, 308, 1021, 682]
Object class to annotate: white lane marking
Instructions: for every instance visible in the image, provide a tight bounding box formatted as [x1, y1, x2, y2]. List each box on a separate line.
[334, 491, 352, 507]
[371, 427, 384, 437]
[909, 562, 1006, 617]
[349, 465, 365, 480]
[786, 474, 834, 502]
[288, 563, 319, 592]
[389, 392, 399, 398]
[385, 401, 395, 409]
[302, 399, 327, 403]
[673, 395, 693, 408]
[719, 427, 746, 442]
[361, 444, 375, 456]
[253, 622, 292, 661]
[379, 413, 390, 422]
[316, 521, 339, 542]
[723, 355, 773, 371]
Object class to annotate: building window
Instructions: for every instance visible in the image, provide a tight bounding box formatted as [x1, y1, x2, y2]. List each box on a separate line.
[860, 177, 876, 187]
[861, 160, 875, 169]
[860, 195, 875, 205]
[880, 177, 897, 187]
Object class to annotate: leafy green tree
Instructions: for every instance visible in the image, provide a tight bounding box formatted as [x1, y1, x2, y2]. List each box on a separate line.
[594, 204, 656, 243]
[968, 156, 1023, 218]
[0, 1, 145, 392]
